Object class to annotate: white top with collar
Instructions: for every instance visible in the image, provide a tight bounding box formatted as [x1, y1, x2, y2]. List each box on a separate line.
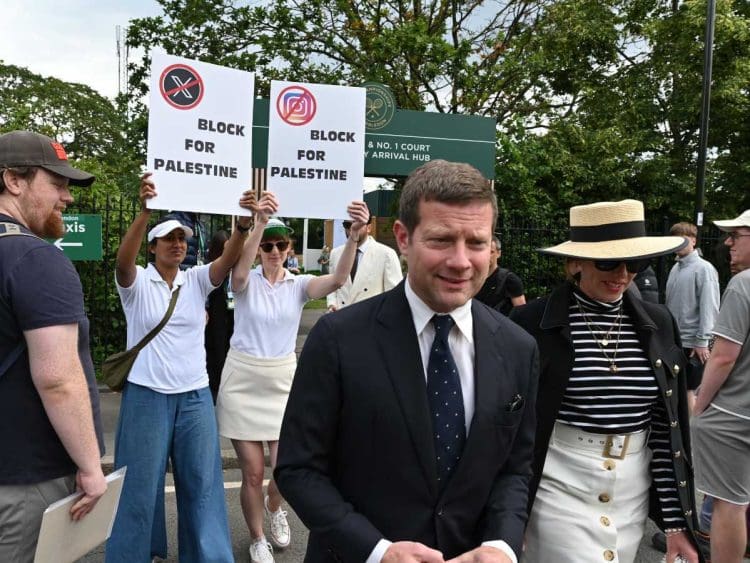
[116, 263, 217, 393]
[230, 266, 313, 358]
[366, 279, 517, 563]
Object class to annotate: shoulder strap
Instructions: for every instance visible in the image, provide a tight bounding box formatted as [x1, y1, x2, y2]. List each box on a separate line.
[130, 285, 182, 353]
[0, 221, 40, 240]
[0, 222, 38, 380]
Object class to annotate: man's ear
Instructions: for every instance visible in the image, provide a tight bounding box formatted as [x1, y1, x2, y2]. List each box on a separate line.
[393, 220, 410, 257]
[1, 169, 24, 196]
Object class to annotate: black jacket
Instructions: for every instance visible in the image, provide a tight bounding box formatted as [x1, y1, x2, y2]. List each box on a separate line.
[276, 282, 539, 561]
[511, 282, 702, 550]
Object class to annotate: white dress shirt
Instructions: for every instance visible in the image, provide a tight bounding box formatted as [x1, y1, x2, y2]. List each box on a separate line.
[366, 279, 518, 563]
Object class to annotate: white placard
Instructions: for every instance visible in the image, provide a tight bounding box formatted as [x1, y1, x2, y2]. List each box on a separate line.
[146, 52, 254, 216]
[267, 80, 366, 219]
[33, 467, 127, 563]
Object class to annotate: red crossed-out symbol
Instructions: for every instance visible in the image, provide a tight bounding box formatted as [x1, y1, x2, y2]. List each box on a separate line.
[159, 63, 204, 110]
[276, 85, 317, 126]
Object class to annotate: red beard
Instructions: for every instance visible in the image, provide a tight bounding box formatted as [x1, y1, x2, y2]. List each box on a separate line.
[41, 211, 65, 239]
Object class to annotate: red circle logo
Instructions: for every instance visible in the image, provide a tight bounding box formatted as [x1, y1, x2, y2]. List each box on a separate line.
[276, 86, 317, 126]
[159, 64, 204, 110]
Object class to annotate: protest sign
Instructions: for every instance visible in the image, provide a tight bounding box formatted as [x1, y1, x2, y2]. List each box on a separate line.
[267, 81, 365, 219]
[146, 52, 254, 215]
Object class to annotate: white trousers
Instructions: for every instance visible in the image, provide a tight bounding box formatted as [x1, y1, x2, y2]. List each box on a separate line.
[524, 422, 651, 563]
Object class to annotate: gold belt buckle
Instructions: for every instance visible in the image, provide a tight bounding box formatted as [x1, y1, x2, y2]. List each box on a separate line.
[602, 435, 630, 459]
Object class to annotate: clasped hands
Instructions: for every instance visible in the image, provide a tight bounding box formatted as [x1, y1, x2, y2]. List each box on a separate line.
[237, 190, 278, 229]
[383, 542, 512, 563]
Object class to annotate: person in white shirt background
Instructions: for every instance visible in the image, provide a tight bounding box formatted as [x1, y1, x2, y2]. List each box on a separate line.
[326, 212, 402, 311]
[215, 192, 369, 563]
[106, 173, 255, 562]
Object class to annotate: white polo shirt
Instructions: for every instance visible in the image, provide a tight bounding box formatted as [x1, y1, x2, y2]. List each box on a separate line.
[116, 263, 217, 393]
[230, 266, 313, 358]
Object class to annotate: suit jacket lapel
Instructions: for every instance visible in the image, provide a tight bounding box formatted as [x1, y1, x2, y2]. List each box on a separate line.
[350, 245, 372, 296]
[375, 283, 438, 496]
[458, 303, 503, 470]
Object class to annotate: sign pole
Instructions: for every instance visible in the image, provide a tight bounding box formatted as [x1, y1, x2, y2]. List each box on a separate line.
[694, 0, 716, 239]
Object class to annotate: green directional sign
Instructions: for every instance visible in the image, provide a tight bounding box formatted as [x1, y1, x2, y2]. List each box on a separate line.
[48, 214, 103, 261]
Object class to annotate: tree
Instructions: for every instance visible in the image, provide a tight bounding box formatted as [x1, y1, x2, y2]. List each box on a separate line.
[0, 62, 129, 162]
[496, 0, 750, 220]
[123, 0, 750, 220]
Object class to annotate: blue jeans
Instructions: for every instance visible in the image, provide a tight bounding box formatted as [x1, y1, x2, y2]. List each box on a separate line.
[700, 496, 713, 531]
[105, 383, 232, 563]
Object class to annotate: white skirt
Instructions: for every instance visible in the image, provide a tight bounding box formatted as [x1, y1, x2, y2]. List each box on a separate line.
[215, 347, 296, 441]
[523, 422, 651, 563]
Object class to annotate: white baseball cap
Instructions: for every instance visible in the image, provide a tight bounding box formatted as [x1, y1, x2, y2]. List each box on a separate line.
[147, 219, 194, 242]
[714, 209, 750, 232]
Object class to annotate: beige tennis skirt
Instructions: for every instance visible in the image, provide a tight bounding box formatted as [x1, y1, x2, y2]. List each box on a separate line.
[216, 347, 296, 441]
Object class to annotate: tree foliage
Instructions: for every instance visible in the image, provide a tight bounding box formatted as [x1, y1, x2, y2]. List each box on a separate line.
[123, 0, 750, 221]
[0, 62, 127, 162]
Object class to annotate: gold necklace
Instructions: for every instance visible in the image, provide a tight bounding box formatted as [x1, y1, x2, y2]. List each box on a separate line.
[576, 300, 623, 373]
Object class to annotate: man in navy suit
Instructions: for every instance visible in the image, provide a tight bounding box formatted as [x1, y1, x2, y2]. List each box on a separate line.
[276, 160, 539, 563]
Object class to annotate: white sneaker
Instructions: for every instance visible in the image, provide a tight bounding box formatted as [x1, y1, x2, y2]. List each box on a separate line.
[264, 494, 291, 548]
[248, 537, 274, 563]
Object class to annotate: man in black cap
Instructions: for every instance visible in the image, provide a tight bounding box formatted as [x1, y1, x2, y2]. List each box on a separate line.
[0, 131, 106, 560]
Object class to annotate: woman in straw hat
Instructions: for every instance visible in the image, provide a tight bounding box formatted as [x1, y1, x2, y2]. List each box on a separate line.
[511, 200, 703, 563]
[215, 192, 369, 563]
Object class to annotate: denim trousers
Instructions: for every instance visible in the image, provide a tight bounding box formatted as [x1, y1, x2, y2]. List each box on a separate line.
[105, 383, 232, 563]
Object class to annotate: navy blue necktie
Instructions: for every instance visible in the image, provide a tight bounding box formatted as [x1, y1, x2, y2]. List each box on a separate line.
[427, 314, 466, 487]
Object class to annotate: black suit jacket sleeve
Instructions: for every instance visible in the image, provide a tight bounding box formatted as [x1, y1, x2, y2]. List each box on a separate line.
[275, 316, 383, 561]
[479, 339, 539, 554]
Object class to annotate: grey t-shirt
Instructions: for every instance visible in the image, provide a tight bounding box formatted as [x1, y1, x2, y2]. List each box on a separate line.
[711, 269, 750, 418]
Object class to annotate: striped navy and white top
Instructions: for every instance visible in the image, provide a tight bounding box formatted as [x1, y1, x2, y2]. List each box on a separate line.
[561, 287, 686, 528]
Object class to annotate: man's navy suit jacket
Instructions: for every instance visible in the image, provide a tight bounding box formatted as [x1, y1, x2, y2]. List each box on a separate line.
[276, 282, 539, 562]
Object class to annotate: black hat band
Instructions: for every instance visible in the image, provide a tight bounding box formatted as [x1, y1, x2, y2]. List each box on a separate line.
[570, 220, 645, 243]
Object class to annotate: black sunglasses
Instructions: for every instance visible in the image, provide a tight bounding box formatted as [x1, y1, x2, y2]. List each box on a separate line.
[594, 259, 650, 274]
[259, 240, 290, 253]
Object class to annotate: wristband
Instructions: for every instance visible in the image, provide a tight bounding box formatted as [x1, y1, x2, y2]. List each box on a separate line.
[236, 223, 251, 233]
[664, 528, 687, 536]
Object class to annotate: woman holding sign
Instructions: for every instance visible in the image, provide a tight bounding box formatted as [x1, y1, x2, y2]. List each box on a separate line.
[215, 193, 368, 563]
[105, 173, 262, 563]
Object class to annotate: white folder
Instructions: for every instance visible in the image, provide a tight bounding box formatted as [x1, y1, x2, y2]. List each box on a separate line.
[33, 467, 127, 563]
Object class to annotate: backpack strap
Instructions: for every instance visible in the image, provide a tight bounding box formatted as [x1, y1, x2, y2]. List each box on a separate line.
[0, 222, 37, 379]
[0, 222, 40, 239]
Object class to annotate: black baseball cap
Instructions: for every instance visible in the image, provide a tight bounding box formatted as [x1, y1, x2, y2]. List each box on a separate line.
[0, 130, 95, 187]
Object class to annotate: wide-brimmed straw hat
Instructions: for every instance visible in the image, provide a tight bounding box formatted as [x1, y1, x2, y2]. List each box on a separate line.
[540, 199, 687, 260]
[713, 209, 750, 232]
